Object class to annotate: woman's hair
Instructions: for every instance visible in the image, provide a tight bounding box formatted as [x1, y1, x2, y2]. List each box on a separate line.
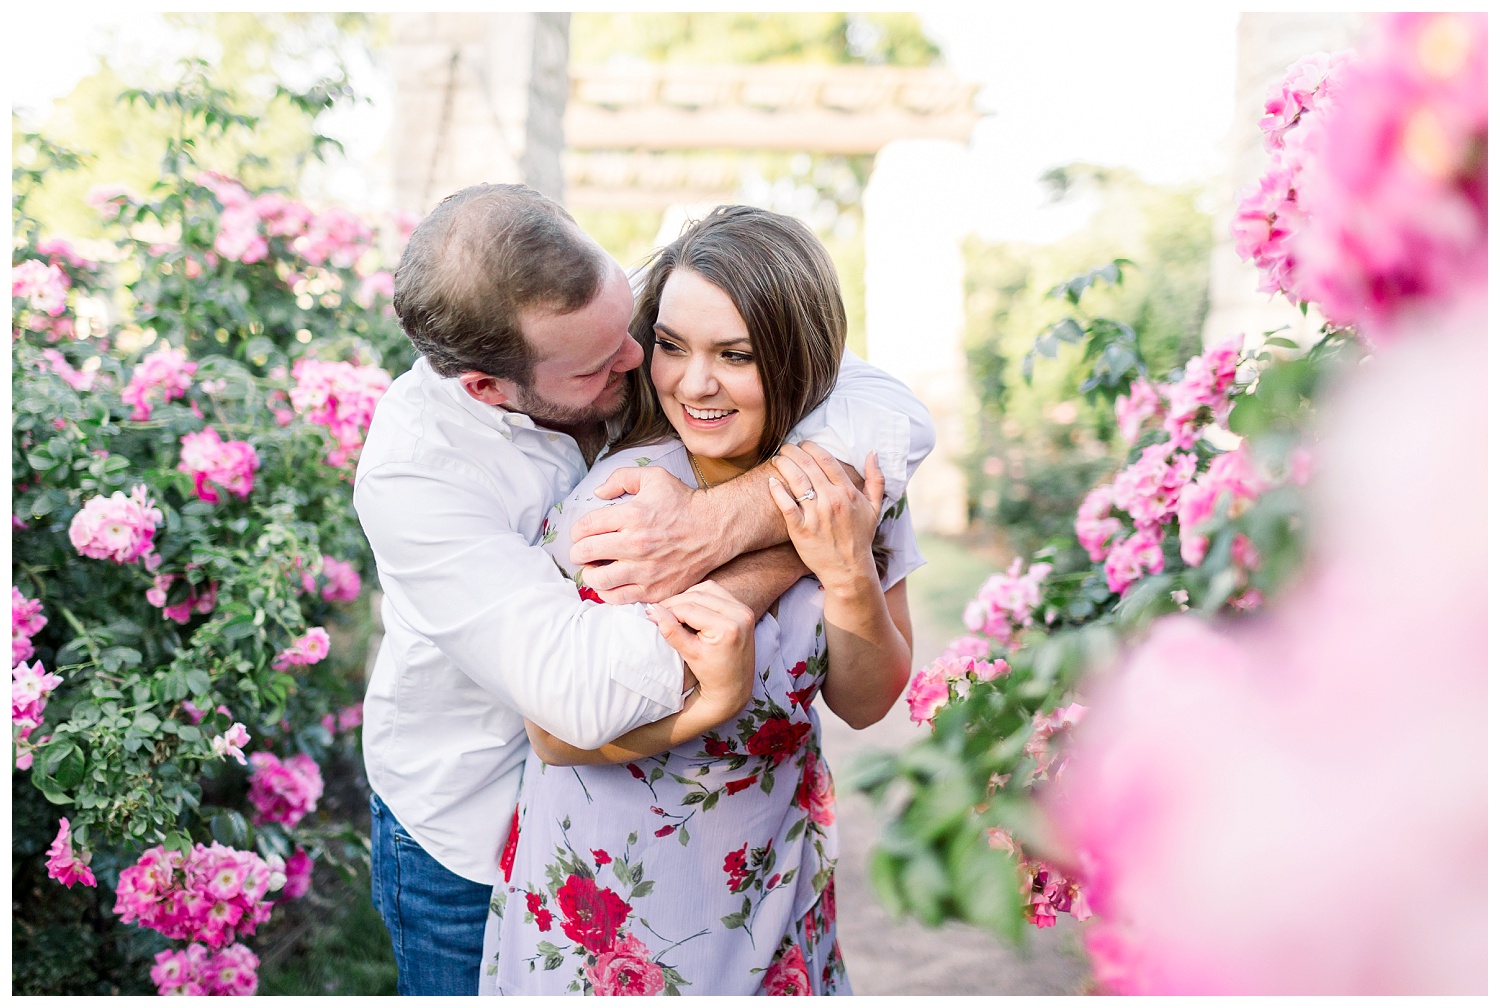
[612, 205, 846, 464]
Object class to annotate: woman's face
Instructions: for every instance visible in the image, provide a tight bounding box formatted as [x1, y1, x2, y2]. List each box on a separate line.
[650, 268, 766, 472]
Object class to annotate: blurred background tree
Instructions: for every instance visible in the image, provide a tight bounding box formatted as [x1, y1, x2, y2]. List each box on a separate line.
[961, 164, 1211, 564]
[12, 13, 381, 242]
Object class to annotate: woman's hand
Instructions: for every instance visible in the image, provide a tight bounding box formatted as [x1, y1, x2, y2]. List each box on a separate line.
[647, 579, 756, 717]
[767, 442, 884, 594]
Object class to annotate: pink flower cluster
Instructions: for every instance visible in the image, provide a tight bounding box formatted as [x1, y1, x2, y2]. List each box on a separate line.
[211, 722, 251, 764]
[197, 172, 375, 272]
[114, 841, 279, 948]
[121, 346, 197, 421]
[12, 259, 70, 317]
[151, 942, 259, 996]
[1075, 486, 1125, 564]
[246, 751, 324, 827]
[278, 847, 314, 902]
[1110, 443, 1198, 535]
[146, 573, 219, 624]
[1175, 447, 1269, 566]
[68, 485, 163, 566]
[1163, 335, 1243, 449]
[1023, 703, 1087, 783]
[320, 701, 364, 737]
[271, 626, 330, 672]
[289, 358, 390, 466]
[13, 659, 64, 768]
[12, 586, 47, 664]
[177, 426, 260, 503]
[906, 651, 1009, 725]
[962, 558, 1053, 650]
[1292, 14, 1488, 338]
[987, 827, 1092, 930]
[318, 556, 362, 603]
[37, 348, 97, 391]
[1231, 52, 1353, 303]
[1114, 379, 1161, 446]
[35, 236, 99, 273]
[45, 817, 96, 888]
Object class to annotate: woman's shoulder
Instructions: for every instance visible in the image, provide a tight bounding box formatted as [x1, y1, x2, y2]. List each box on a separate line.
[595, 438, 688, 473]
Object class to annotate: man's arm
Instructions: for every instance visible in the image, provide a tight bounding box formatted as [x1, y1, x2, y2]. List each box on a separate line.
[570, 352, 933, 602]
[355, 461, 690, 749]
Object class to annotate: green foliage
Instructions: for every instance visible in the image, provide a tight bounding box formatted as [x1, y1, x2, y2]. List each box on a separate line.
[858, 266, 1354, 945]
[13, 60, 401, 994]
[962, 166, 1212, 557]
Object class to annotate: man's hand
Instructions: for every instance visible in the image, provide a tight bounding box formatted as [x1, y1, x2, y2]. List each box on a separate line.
[646, 580, 756, 717]
[569, 466, 722, 603]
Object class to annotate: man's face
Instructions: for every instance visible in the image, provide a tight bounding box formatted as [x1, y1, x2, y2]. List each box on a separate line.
[509, 263, 642, 428]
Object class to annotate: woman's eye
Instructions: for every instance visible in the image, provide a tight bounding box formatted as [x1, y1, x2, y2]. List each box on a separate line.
[723, 351, 754, 364]
[653, 338, 684, 354]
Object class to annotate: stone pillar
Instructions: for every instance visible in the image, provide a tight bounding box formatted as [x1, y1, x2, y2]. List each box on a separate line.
[389, 13, 570, 216]
[863, 139, 970, 535]
[1201, 13, 1368, 348]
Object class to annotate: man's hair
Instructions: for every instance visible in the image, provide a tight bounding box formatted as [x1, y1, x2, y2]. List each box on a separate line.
[615, 205, 846, 464]
[392, 183, 606, 383]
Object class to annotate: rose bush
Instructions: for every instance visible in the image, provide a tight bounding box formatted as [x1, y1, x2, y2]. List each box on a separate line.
[13, 66, 407, 995]
[854, 12, 1486, 993]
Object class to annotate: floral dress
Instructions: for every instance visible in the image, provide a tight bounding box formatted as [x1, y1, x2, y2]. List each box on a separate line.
[479, 439, 920, 996]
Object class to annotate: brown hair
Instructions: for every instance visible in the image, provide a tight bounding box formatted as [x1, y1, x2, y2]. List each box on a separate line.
[614, 205, 846, 464]
[392, 183, 606, 384]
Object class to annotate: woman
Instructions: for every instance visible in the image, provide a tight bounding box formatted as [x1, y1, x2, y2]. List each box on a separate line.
[479, 206, 921, 996]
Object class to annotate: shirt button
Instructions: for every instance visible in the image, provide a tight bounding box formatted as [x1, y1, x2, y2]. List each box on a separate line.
[547, 433, 558, 441]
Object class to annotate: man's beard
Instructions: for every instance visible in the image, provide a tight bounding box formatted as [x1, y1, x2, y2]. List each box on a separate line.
[509, 374, 629, 430]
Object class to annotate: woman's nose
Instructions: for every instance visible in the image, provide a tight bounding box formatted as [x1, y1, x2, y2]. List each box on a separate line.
[680, 356, 718, 398]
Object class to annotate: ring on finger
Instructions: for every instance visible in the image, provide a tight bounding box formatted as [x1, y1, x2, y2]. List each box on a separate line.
[796, 489, 817, 502]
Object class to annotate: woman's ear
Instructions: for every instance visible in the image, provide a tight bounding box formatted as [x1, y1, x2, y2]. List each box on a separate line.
[459, 371, 517, 407]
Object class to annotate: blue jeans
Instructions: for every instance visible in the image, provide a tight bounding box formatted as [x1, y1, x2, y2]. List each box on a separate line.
[369, 792, 494, 996]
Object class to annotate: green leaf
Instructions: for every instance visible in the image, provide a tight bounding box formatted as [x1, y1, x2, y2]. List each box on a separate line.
[54, 746, 87, 789]
[185, 669, 212, 694]
[135, 712, 161, 734]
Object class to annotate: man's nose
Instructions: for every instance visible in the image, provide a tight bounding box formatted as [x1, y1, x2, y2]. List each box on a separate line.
[613, 335, 644, 372]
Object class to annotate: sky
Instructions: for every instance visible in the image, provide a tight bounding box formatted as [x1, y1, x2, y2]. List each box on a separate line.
[9, 7, 1241, 242]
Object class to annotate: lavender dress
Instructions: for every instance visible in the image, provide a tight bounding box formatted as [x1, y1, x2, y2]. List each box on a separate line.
[478, 439, 920, 996]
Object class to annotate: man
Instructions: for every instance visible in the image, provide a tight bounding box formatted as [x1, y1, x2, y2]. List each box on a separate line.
[354, 183, 933, 995]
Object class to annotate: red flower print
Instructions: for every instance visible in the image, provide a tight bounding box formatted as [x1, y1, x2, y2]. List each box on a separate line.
[787, 660, 808, 678]
[723, 844, 750, 891]
[627, 763, 646, 780]
[499, 805, 520, 883]
[591, 849, 612, 867]
[767, 873, 781, 889]
[724, 774, 758, 795]
[795, 756, 836, 827]
[650, 806, 665, 816]
[526, 891, 553, 932]
[556, 874, 631, 954]
[702, 735, 735, 757]
[654, 824, 675, 838]
[762, 942, 813, 995]
[578, 584, 604, 604]
[786, 683, 819, 712]
[584, 933, 665, 996]
[746, 718, 811, 764]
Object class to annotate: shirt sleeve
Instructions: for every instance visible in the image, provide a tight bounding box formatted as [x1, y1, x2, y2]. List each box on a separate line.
[354, 459, 685, 750]
[788, 348, 935, 506]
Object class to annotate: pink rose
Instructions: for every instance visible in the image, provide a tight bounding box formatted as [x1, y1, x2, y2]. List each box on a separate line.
[905, 667, 951, 725]
[762, 942, 813, 996]
[584, 933, 665, 996]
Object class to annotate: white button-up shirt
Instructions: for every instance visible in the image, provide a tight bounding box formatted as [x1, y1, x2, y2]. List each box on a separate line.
[354, 351, 933, 882]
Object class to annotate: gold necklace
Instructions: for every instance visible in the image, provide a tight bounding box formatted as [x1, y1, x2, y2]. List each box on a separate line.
[687, 450, 716, 489]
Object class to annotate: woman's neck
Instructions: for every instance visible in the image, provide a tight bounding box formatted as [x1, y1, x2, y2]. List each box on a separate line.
[688, 450, 755, 489]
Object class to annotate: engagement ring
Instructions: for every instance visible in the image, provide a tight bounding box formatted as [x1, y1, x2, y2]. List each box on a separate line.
[796, 489, 817, 502]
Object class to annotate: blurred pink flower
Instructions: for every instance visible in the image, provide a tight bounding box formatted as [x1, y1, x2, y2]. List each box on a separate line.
[272, 627, 330, 671]
[319, 555, 361, 603]
[45, 818, 96, 888]
[1291, 14, 1487, 338]
[178, 427, 260, 503]
[68, 485, 162, 565]
[246, 752, 323, 827]
[1113, 379, 1162, 446]
[905, 667, 952, 725]
[12, 587, 47, 665]
[1102, 530, 1164, 595]
[290, 358, 390, 466]
[211, 722, 251, 764]
[121, 346, 196, 421]
[1075, 485, 1124, 563]
[12, 259, 70, 317]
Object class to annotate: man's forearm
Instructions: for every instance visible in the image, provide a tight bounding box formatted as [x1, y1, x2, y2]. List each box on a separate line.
[525, 676, 747, 766]
[689, 460, 792, 569]
[706, 541, 808, 620]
